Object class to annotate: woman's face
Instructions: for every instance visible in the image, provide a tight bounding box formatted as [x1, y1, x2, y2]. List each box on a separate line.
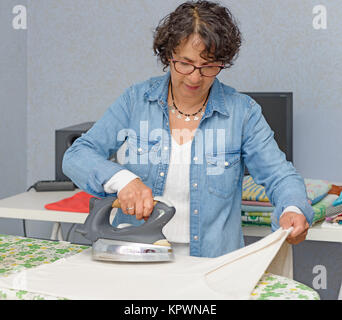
[169, 34, 219, 102]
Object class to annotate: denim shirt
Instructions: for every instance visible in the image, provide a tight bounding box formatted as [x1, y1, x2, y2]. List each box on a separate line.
[62, 71, 314, 258]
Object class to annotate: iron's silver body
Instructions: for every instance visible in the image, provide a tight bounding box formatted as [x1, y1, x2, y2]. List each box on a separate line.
[92, 239, 174, 262]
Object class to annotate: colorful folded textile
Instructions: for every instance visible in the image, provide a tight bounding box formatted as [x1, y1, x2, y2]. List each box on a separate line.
[331, 217, 342, 224]
[44, 191, 98, 213]
[242, 211, 272, 217]
[241, 194, 338, 227]
[242, 176, 331, 205]
[241, 205, 274, 213]
[326, 214, 342, 223]
[242, 176, 270, 202]
[312, 194, 338, 224]
[241, 200, 273, 207]
[310, 193, 328, 205]
[332, 192, 342, 207]
[241, 214, 272, 226]
[326, 203, 342, 218]
[304, 178, 332, 205]
[328, 185, 342, 196]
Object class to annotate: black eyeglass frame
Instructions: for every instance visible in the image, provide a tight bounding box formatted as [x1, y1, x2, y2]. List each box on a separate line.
[170, 59, 227, 77]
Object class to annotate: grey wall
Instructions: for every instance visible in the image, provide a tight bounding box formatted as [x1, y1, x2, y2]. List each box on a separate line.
[1, 0, 342, 299]
[0, 0, 28, 235]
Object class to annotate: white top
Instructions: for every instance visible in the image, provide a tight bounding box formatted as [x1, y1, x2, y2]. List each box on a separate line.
[160, 137, 192, 243]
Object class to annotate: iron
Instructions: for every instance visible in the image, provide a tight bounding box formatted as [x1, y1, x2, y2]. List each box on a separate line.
[75, 196, 176, 262]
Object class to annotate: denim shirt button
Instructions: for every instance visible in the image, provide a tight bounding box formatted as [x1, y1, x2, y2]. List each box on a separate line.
[224, 161, 229, 166]
[137, 147, 143, 153]
[160, 172, 165, 177]
[193, 183, 198, 188]
[194, 209, 198, 214]
[193, 235, 199, 241]
[193, 156, 198, 161]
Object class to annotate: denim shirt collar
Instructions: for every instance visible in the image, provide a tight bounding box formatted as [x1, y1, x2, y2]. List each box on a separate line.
[144, 71, 230, 118]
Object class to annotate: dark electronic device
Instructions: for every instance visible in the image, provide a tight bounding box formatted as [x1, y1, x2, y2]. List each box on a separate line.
[241, 92, 293, 174]
[55, 122, 95, 181]
[28, 180, 76, 192]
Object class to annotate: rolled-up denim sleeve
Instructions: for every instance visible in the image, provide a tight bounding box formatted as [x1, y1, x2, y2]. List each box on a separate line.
[241, 99, 314, 230]
[62, 87, 133, 198]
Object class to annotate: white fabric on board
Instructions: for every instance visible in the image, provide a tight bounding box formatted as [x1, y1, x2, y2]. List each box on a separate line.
[266, 241, 293, 279]
[0, 227, 292, 300]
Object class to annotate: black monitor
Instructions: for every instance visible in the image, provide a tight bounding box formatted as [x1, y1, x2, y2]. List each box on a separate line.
[241, 92, 293, 165]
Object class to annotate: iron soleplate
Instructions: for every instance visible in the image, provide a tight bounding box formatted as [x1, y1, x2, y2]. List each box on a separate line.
[92, 238, 174, 262]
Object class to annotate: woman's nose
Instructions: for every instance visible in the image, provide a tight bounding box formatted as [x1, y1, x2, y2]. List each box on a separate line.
[187, 68, 202, 84]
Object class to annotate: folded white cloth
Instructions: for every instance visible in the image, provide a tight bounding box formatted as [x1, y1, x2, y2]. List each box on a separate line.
[0, 228, 292, 300]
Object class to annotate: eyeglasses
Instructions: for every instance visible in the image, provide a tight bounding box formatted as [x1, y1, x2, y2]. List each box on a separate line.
[170, 59, 226, 77]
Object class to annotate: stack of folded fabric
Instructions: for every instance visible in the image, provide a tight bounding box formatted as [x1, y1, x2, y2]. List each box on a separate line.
[325, 204, 342, 224]
[241, 175, 336, 227]
[324, 188, 342, 225]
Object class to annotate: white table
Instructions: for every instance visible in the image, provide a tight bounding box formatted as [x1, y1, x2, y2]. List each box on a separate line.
[0, 189, 86, 240]
[243, 221, 342, 242]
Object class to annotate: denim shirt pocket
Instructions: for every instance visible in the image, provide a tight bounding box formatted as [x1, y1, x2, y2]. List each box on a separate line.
[205, 150, 241, 198]
[125, 134, 160, 181]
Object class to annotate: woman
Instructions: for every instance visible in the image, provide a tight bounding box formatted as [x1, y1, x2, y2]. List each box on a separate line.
[63, 0, 313, 258]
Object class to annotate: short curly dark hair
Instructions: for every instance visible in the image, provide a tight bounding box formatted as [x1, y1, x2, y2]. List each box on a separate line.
[153, 0, 242, 71]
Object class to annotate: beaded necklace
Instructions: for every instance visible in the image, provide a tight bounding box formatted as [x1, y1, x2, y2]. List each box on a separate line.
[169, 82, 210, 122]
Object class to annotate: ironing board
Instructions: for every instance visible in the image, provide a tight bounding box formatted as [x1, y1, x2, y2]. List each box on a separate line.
[0, 234, 319, 300]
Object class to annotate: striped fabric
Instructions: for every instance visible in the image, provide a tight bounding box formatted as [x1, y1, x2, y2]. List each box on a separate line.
[326, 203, 342, 218]
[242, 176, 270, 202]
[312, 194, 338, 223]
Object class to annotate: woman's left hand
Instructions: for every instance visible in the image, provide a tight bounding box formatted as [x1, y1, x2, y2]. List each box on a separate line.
[279, 211, 310, 244]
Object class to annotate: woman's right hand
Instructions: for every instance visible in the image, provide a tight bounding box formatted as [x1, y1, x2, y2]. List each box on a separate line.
[117, 178, 154, 221]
